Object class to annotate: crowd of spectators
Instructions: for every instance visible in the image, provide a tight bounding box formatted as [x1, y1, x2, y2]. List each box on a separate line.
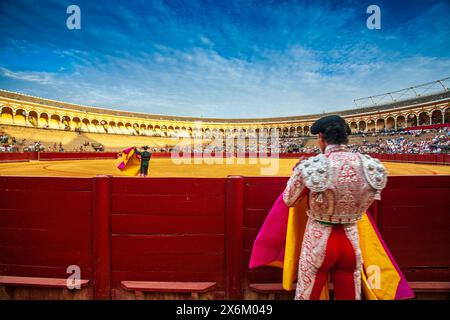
[347, 127, 450, 154]
[1, 125, 449, 155]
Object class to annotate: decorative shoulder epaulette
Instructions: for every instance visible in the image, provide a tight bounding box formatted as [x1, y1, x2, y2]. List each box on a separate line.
[359, 154, 388, 199]
[299, 154, 330, 193]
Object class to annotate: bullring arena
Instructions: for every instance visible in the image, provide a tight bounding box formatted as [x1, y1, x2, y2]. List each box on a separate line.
[1, 158, 450, 177]
[0, 82, 449, 300]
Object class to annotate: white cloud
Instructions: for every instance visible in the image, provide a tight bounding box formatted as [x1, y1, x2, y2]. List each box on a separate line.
[0, 67, 56, 85]
[1, 45, 449, 118]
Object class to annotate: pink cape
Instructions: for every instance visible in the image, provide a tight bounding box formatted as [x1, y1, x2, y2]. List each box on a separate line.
[249, 193, 288, 269]
[117, 146, 135, 170]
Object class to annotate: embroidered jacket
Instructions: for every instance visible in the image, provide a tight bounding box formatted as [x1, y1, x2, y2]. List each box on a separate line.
[283, 145, 387, 224]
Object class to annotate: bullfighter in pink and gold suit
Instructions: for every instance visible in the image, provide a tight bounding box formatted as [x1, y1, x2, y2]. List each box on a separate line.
[250, 115, 413, 300]
[283, 115, 388, 299]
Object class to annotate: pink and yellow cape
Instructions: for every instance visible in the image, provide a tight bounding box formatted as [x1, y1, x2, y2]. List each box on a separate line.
[249, 193, 414, 300]
[117, 146, 141, 176]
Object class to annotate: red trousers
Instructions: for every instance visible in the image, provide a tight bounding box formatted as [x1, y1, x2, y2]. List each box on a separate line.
[309, 224, 358, 300]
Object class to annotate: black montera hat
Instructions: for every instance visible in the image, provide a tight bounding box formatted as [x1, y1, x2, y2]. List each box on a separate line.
[310, 115, 351, 135]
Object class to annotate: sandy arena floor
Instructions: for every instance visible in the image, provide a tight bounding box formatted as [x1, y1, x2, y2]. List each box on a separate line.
[0, 158, 449, 177]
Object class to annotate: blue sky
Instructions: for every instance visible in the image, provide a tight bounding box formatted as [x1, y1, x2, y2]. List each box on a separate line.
[0, 0, 449, 118]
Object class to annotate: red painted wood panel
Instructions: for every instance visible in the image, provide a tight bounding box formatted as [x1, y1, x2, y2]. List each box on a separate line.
[39, 152, 117, 161]
[0, 176, 93, 279]
[111, 214, 224, 234]
[109, 177, 227, 295]
[244, 208, 272, 229]
[111, 234, 224, 254]
[245, 185, 286, 210]
[112, 252, 223, 272]
[377, 176, 450, 278]
[0, 264, 93, 279]
[111, 194, 225, 215]
[111, 177, 226, 195]
[0, 152, 31, 163]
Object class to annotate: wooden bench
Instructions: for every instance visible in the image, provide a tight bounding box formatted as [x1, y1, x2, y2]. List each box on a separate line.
[248, 281, 450, 300]
[121, 281, 216, 300]
[0, 275, 90, 299]
[409, 282, 450, 292]
[0, 275, 90, 289]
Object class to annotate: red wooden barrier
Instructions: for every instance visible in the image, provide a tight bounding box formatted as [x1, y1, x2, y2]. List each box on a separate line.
[0, 175, 449, 299]
[39, 152, 118, 161]
[242, 176, 450, 286]
[243, 177, 287, 286]
[378, 176, 450, 281]
[150, 152, 316, 159]
[0, 152, 31, 163]
[92, 176, 111, 299]
[0, 176, 93, 282]
[109, 177, 227, 299]
[226, 176, 244, 299]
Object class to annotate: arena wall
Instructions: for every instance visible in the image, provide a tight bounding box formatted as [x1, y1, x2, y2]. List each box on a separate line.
[38, 152, 118, 161]
[371, 153, 450, 165]
[0, 175, 449, 299]
[0, 152, 35, 163]
[1, 89, 449, 137]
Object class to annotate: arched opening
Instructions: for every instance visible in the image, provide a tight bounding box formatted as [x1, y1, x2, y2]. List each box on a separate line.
[91, 120, 100, 133]
[376, 118, 385, 131]
[407, 114, 417, 127]
[282, 127, 289, 137]
[161, 125, 167, 137]
[62, 116, 71, 130]
[14, 109, 27, 126]
[39, 113, 49, 128]
[168, 126, 175, 137]
[125, 123, 133, 135]
[132, 123, 139, 135]
[154, 125, 161, 136]
[444, 108, 450, 124]
[358, 121, 366, 132]
[49, 114, 61, 129]
[350, 122, 358, 133]
[396, 116, 406, 129]
[71, 117, 81, 130]
[303, 126, 310, 135]
[140, 124, 148, 135]
[431, 110, 443, 125]
[108, 121, 118, 134]
[296, 126, 303, 136]
[418, 112, 430, 126]
[289, 127, 295, 137]
[385, 117, 395, 130]
[98, 120, 108, 133]
[28, 111, 38, 127]
[0, 107, 14, 124]
[117, 122, 126, 134]
[81, 119, 90, 132]
[367, 120, 375, 132]
[147, 125, 154, 136]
